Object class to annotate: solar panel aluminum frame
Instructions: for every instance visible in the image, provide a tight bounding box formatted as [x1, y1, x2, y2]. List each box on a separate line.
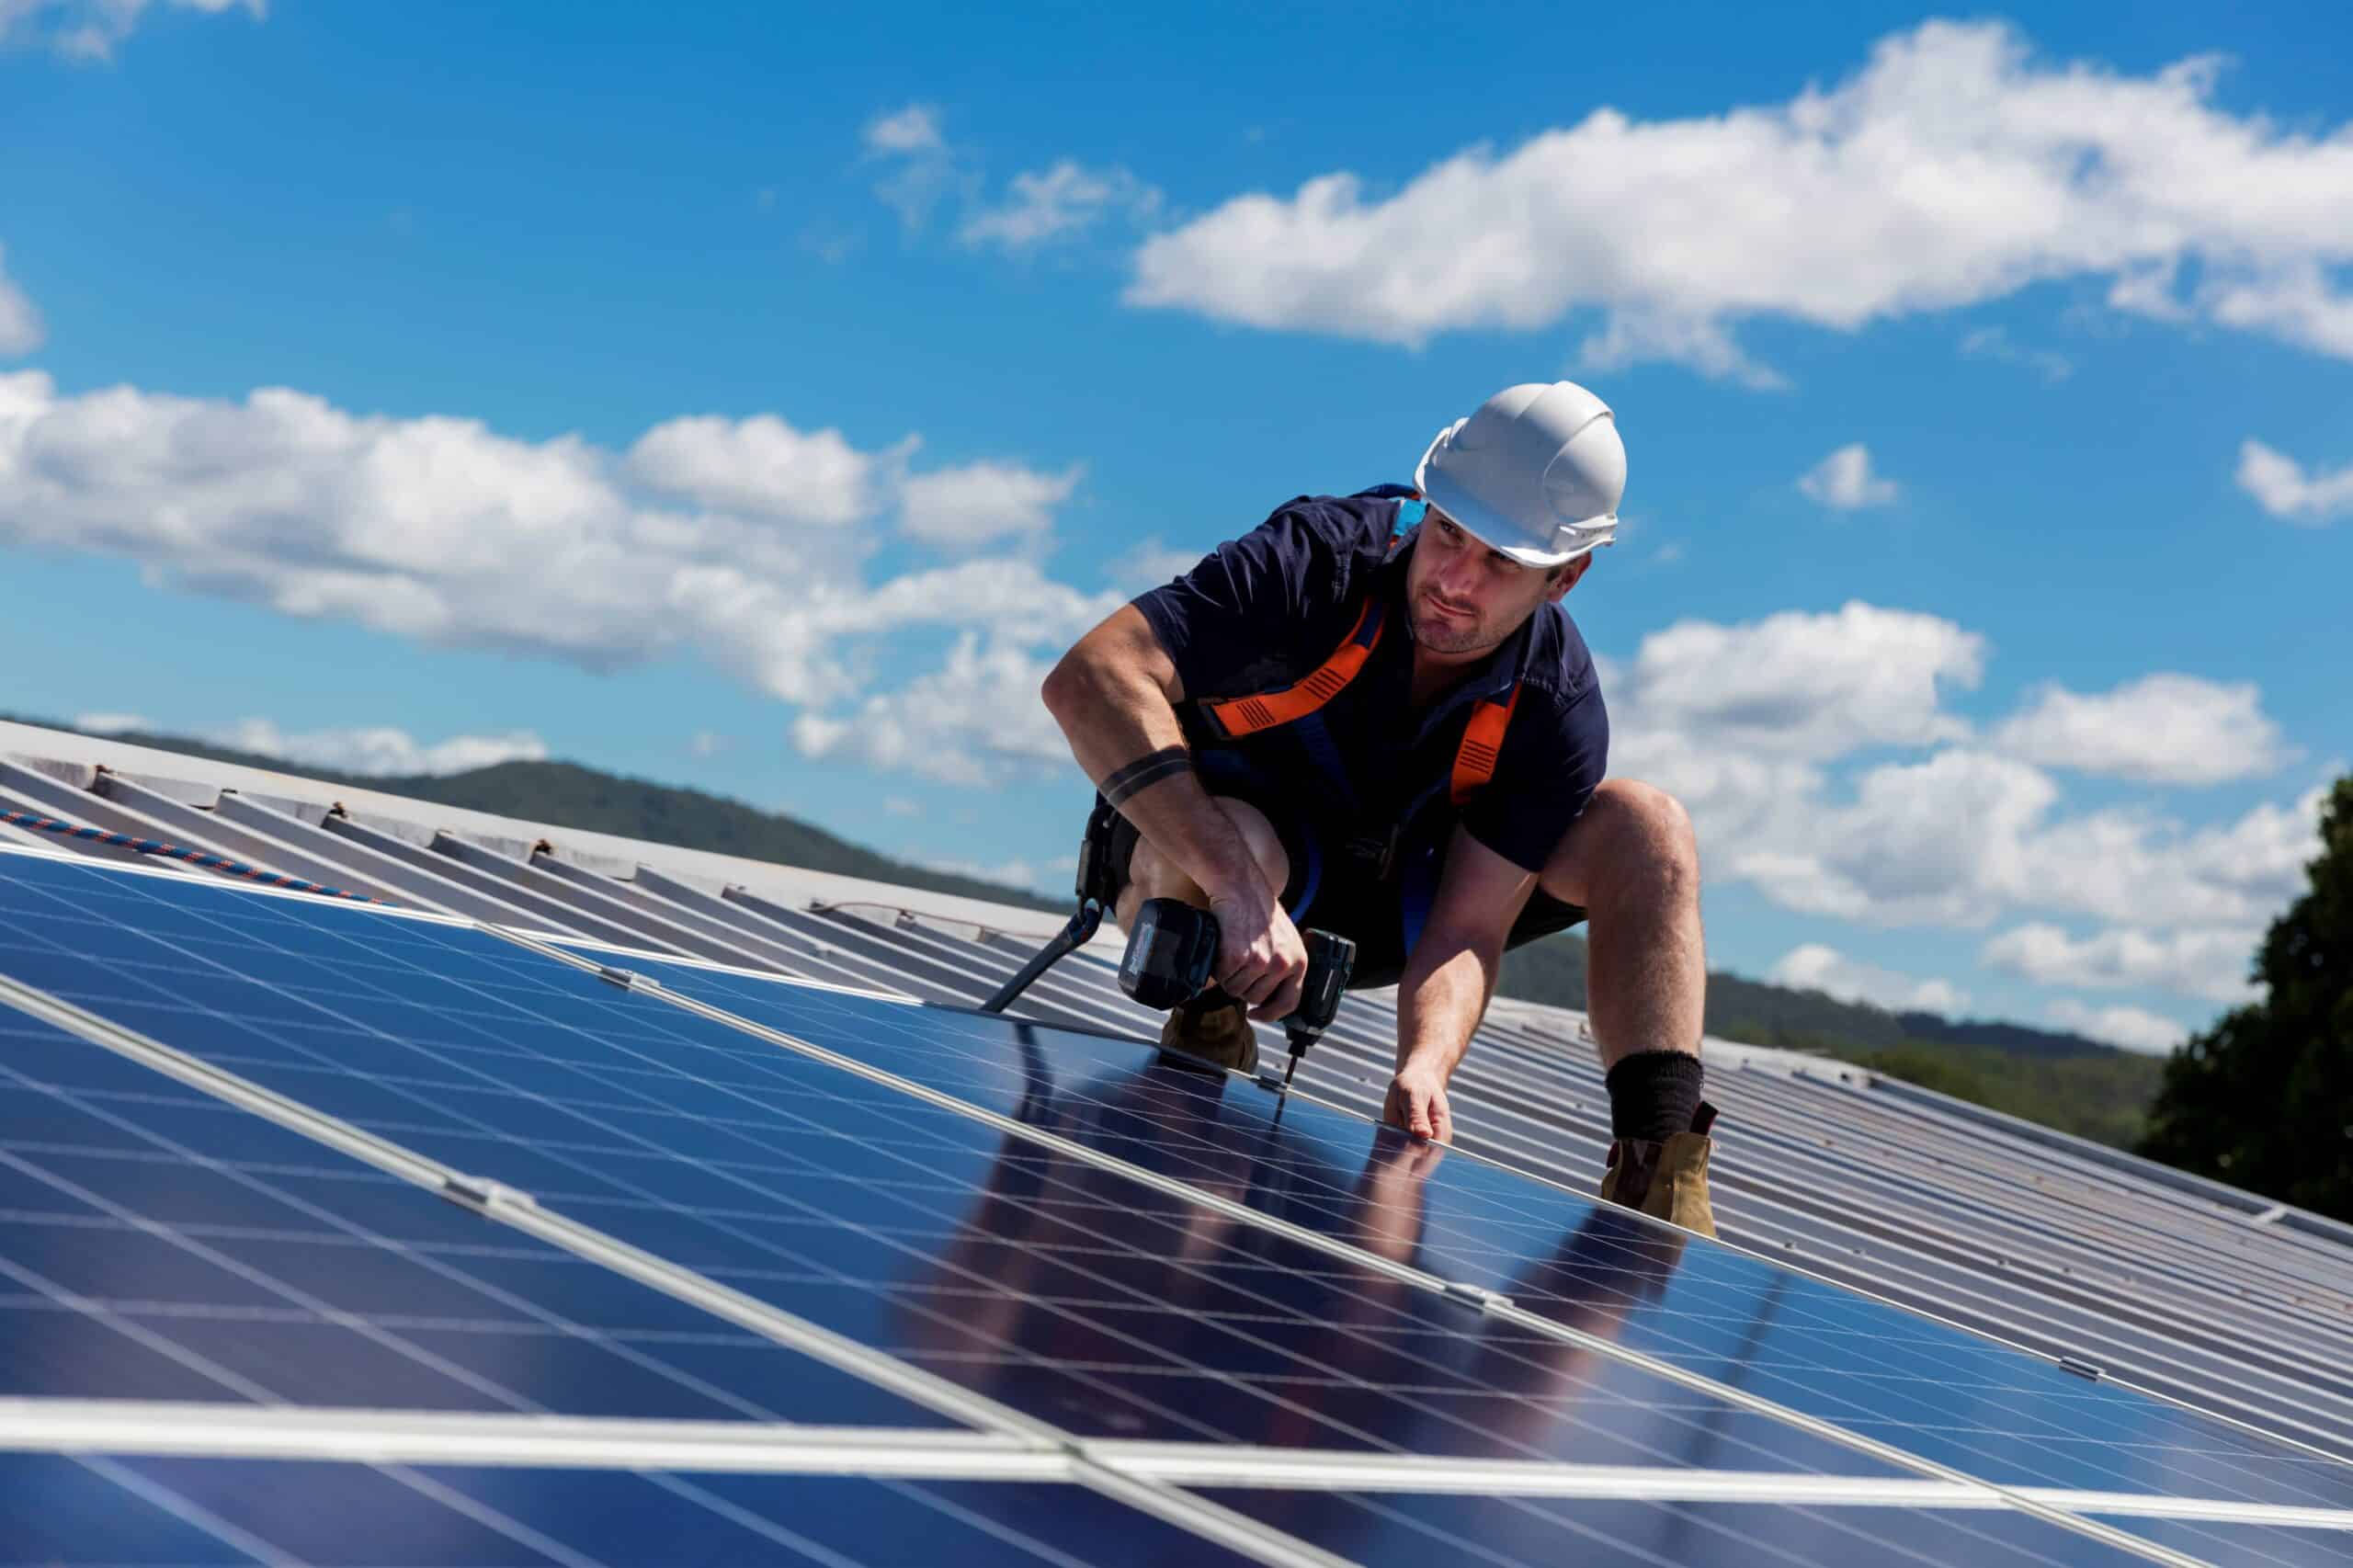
[8, 1404, 2353, 1537]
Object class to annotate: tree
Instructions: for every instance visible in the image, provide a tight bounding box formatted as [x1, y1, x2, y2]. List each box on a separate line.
[2137, 776, 2353, 1221]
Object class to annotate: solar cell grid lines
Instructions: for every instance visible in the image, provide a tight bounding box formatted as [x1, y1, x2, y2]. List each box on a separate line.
[533, 943, 2353, 1510]
[0, 1006, 956, 1427]
[0, 846, 2349, 1566]
[0, 855, 1904, 1478]
[1, 1451, 1272, 1567]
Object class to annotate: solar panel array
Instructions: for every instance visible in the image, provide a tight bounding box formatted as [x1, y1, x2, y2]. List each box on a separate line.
[1, 727, 2349, 1565]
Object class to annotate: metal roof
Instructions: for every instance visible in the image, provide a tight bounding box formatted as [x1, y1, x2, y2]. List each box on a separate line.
[2, 715, 2348, 1562]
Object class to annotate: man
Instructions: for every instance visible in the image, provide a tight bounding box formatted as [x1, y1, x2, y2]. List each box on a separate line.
[1040, 381, 1716, 1235]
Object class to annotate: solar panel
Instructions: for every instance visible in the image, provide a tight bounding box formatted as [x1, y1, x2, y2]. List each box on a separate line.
[3, 848, 2349, 1566]
[1190, 1486, 2170, 1568]
[0, 856, 1897, 1481]
[535, 943, 2353, 1512]
[0, 1006, 955, 1426]
[4, 1451, 1267, 1567]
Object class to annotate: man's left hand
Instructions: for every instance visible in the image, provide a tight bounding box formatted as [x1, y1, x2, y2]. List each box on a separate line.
[1381, 1062, 1454, 1144]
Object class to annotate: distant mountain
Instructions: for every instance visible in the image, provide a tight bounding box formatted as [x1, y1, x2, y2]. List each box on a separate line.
[1893, 1012, 2120, 1059]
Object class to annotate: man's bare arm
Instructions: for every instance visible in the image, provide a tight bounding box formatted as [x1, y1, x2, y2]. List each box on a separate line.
[1040, 606, 1305, 1012]
[1385, 827, 1538, 1141]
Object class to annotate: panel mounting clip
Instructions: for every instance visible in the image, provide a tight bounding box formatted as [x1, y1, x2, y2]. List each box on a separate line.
[597, 965, 660, 992]
[441, 1173, 540, 1214]
[2058, 1355, 2103, 1381]
[1442, 1279, 1512, 1312]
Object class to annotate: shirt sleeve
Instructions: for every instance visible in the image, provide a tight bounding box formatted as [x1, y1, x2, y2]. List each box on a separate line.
[1459, 682, 1610, 875]
[1130, 502, 1368, 699]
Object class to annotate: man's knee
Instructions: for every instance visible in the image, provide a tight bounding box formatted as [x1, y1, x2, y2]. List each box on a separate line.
[1540, 778, 1699, 907]
[1119, 797, 1290, 926]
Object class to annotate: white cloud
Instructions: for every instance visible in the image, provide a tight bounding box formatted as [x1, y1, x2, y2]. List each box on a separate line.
[72, 715, 544, 776]
[688, 731, 728, 758]
[0, 247, 43, 357]
[861, 103, 964, 233]
[1128, 21, 2353, 380]
[905, 850, 1074, 896]
[1991, 674, 2290, 784]
[883, 797, 921, 817]
[207, 720, 546, 777]
[74, 711, 147, 733]
[2201, 262, 2353, 360]
[2237, 438, 2353, 525]
[960, 161, 1163, 252]
[1959, 325, 2072, 381]
[862, 104, 943, 156]
[1797, 444, 1898, 509]
[2, 0, 259, 61]
[898, 459, 1083, 547]
[1744, 764, 2325, 930]
[627, 414, 900, 527]
[0, 369, 1097, 720]
[1596, 597, 2328, 936]
[791, 631, 1080, 787]
[1982, 921, 2259, 1004]
[1768, 944, 1968, 1013]
[1612, 602, 1982, 763]
[2047, 998, 2189, 1055]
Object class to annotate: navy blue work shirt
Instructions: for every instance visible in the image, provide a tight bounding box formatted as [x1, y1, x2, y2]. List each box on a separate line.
[1132, 490, 1609, 878]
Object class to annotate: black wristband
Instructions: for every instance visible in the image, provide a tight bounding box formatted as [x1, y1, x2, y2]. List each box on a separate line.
[1102, 745, 1192, 807]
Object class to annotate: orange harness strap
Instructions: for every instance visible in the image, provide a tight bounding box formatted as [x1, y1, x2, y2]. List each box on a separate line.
[1199, 590, 1521, 803]
[1449, 687, 1520, 806]
[1201, 596, 1385, 738]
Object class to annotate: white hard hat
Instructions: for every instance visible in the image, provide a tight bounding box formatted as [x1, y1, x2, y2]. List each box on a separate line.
[1415, 381, 1625, 567]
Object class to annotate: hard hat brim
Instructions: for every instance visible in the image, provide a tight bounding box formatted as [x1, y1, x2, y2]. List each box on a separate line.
[1415, 415, 1616, 567]
[1418, 464, 1612, 567]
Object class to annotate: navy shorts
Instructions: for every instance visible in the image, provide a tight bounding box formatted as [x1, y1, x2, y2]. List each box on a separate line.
[1102, 794, 1586, 992]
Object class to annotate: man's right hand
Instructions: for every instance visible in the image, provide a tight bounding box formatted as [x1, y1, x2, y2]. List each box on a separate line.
[1207, 889, 1308, 1022]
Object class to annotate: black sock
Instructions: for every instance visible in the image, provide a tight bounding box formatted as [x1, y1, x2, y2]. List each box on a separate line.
[1606, 1051, 1705, 1143]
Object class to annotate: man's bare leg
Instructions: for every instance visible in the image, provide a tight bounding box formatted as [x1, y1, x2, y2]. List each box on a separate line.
[1537, 778, 1705, 1068]
[1538, 778, 1716, 1233]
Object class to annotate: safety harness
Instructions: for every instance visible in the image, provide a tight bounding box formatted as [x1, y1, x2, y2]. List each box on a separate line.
[1195, 577, 1522, 808]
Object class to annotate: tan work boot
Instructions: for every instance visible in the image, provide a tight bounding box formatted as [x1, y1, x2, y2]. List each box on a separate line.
[1157, 996, 1259, 1075]
[1599, 1103, 1719, 1239]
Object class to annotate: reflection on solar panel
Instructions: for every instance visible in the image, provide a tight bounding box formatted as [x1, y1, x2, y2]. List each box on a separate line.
[0, 845, 2348, 1566]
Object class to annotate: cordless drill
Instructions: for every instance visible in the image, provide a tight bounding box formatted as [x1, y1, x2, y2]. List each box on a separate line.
[1119, 898, 1356, 1086]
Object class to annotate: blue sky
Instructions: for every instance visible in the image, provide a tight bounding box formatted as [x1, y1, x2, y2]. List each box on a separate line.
[4, 1, 2348, 1051]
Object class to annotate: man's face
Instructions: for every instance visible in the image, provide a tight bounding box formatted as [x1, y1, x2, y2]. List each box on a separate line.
[1404, 512, 1586, 656]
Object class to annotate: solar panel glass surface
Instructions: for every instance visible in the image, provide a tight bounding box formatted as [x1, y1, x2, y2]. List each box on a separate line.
[1190, 1486, 2165, 1568]
[0, 855, 1903, 1479]
[0, 1452, 1261, 1566]
[2073, 1513, 2353, 1568]
[569, 944, 2353, 1515]
[0, 1006, 956, 1426]
[7, 852, 2353, 1568]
